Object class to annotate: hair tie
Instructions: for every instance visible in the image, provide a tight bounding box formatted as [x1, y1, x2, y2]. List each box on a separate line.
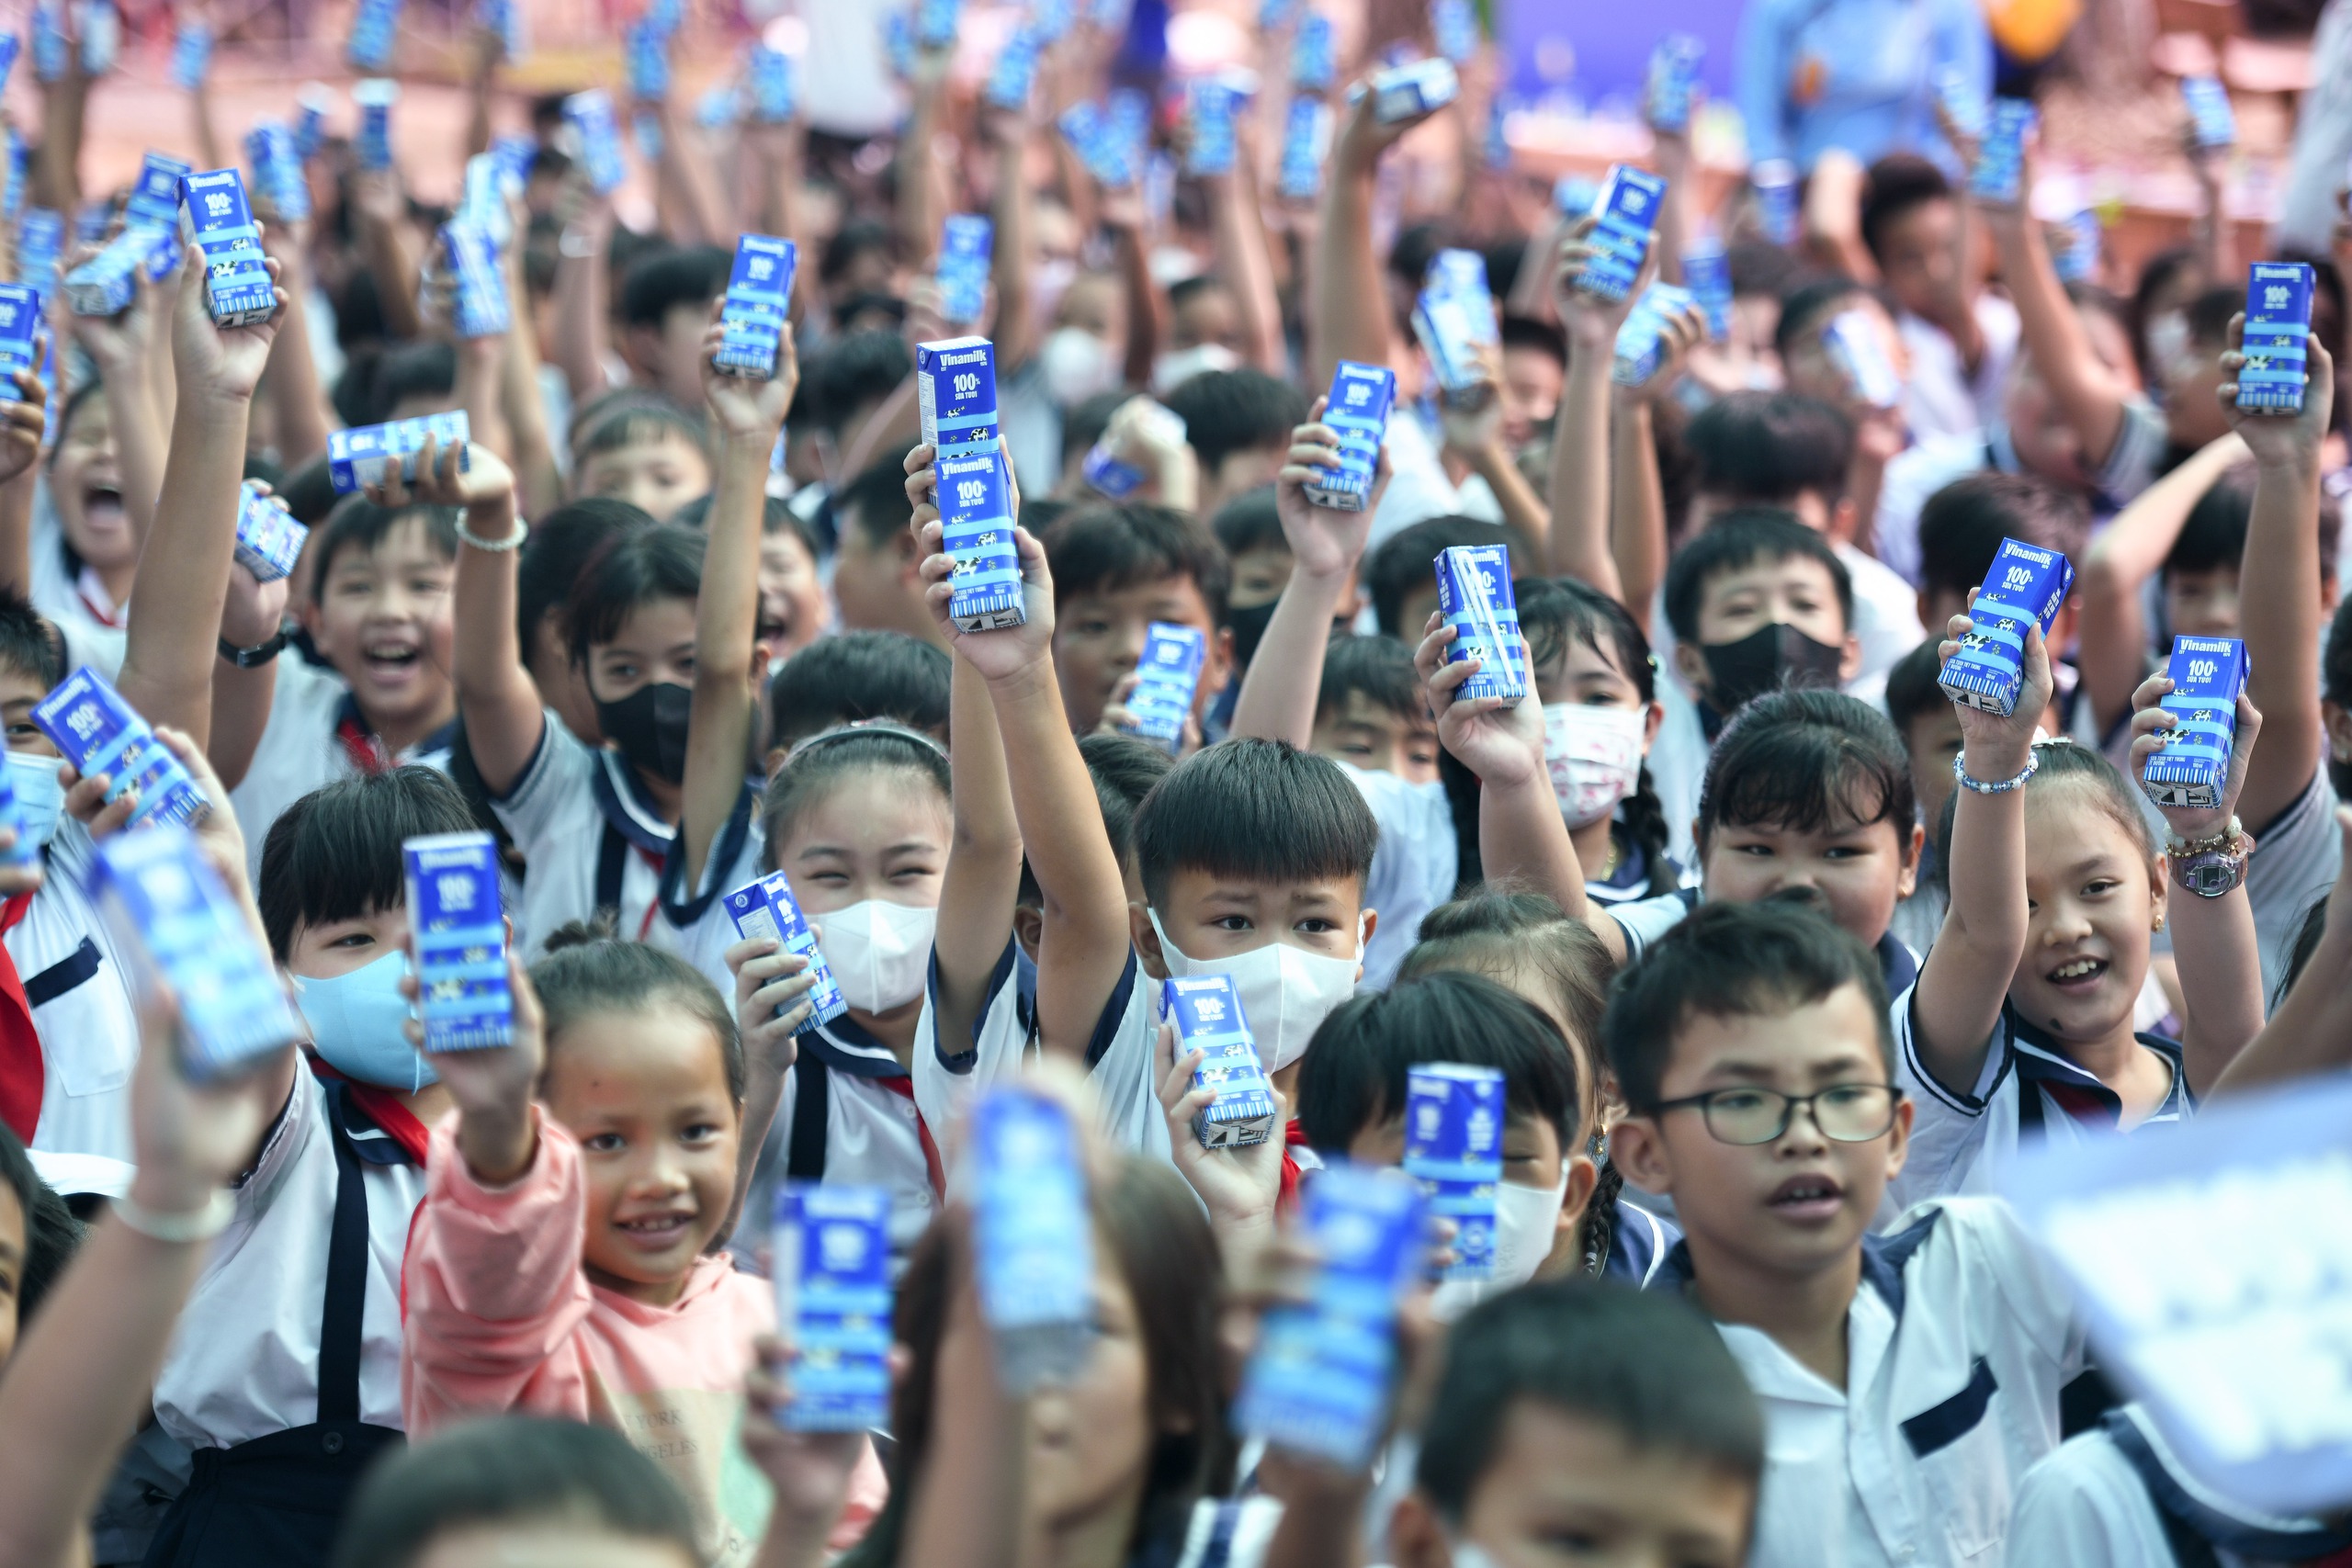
[781, 718, 948, 768]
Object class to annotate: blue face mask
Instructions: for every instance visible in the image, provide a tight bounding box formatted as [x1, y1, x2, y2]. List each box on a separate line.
[294, 949, 435, 1092]
[5, 751, 63, 851]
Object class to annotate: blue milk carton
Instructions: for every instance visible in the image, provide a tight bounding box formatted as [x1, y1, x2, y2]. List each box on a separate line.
[1412, 248, 1498, 404]
[1404, 1062, 1503, 1280]
[232, 482, 307, 583]
[0, 753, 42, 868]
[2238, 261, 2314, 416]
[916, 336, 1000, 458]
[442, 222, 511, 338]
[1366, 57, 1456, 122]
[1969, 98, 2035, 204]
[626, 17, 670, 103]
[1031, 0, 1072, 39]
[1824, 309, 1903, 409]
[2142, 636, 2248, 810]
[479, 0, 527, 60]
[1, 131, 26, 222]
[1163, 975, 1276, 1146]
[773, 1185, 892, 1430]
[564, 90, 627, 194]
[0, 284, 38, 381]
[90, 826, 305, 1080]
[1081, 400, 1186, 498]
[403, 830, 513, 1052]
[246, 122, 312, 222]
[1434, 543, 1526, 703]
[180, 170, 277, 328]
[327, 412, 472, 493]
[1751, 158, 1799, 245]
[1306, 360, 1395, 512]
[1235, 1162, 1425, 1467]
[1291, 13, 1335, 89]
[172, 20, 211, 90]
[460, 153, 511, 243]
[970, 1087, 1096, 1391]
[1644, 34, 1702, 132]
[294, 85, 334, 162]
[984, 28, 1038, 113]
[1484, 96, 1511, 170]
[1057, 100, 1108, 174]
[723, 872, 849, 1031]
[937, 450, 1023, 632]
[353, 78, 401, 172]
[33, 667, 208, 828]
[1683, 234, 1732, 339]
[1277, 97, 1332, 202]
[127, 152, 191, 281]
[1431, 0, 1478, 62]
[936, 214, 991, 327]
[30, 3, 63, 82]
[883, 12, 915, 79]
[1102, 89, 1149, 188]
[1185, 77, 1244, 177]
[749, 44, 796, 122]
[1935, 64, 1985, 140]
[1937, 537, 2074, 716]
[2182, 75, 2235, 152]
[80, 0, 118, 73]
[17, 209, 63, 308]
[491, 134, 536, 191]
[347, 0, 400, 71]
[1124, 623, 1205, 751]
[1611, 282, 1695, 388]
[1576, 164, 1668, 302]
[715, 234, 797, 379]
[2052, 208, 2101, 284]
[63, 231, 143, 317]
[915, 0, 958, 48]
[1260, 0, 1297, 26]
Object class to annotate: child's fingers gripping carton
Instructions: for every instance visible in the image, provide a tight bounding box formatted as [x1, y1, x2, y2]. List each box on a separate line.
[404, 831, 513, 1053]
[2238, 262, 2315, 417]
[1413, 248, 1500, 406]
[1611, 283, 1696, 389]
[1123, 622, 1207, 753]
[969, 1087, 1096, 1392]
[1235, 1162, 1426, 1468]
[63, 229, 149, 318]
[1434, 543, 1528, 704]
[1575, 164, 1668, 303]
[2141, 636, 2249, 812]
[0, 283, 40, 383]
[938, 450, 1025, 632]
[1306, 360, 1396, 513]
[232, 482, 308, 584]
[1080, 400, 1186, 501]
[715, 234, 797, 379]
[722, 871, 848, 1032]
[1936, 536, 2074, 716]
[179, 169, 277, 328]
[327, 412, 472, 494]
[774, 1185, 893, 1431]
[90, 824, 306, 1080]
[1162, 975, 1277, 1148]
[440, 221, 512, 339]
[1404, 1063, 1503, 1281]
[33, 667, 209, 829]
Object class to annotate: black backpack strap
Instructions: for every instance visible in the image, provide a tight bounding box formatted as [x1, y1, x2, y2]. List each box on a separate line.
[317, 1088, 372, 1426]
[594, 822, 628, 919]
[785, 1052, 829, 1182]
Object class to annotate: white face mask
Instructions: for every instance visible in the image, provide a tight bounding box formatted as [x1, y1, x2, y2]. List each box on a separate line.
[1429, 1170, 1572, 1324]
[1040, 326, 1118, 407]
[1149, 911, 1361, 1071]
[1543, 703, 1647, 830]
[813, 900, 936, 1013]
[1150, 342, 1240, 395]
[2146, 310, 2190, 387]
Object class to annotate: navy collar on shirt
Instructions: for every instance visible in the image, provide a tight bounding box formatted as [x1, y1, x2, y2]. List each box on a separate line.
[802, 1010, 914, 1080]
[1646, 1205, 1942, 1323]
[2105, 1406, 2352, 1560]
[650, 778, 759, 928]
[1985, 423, 2024, 477]
[2003, 1007, 2191, 1129]
[1877, 931, 1920, 998]
[589, 747, 677, 859]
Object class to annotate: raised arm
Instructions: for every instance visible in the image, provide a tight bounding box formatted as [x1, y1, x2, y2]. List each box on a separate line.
[444, 433, 545, 795]
[897, 49, 954, 269]
[983, 110, 1041, 372]
[2077, 432, 2247, 737]
[119, 262, 288, 750]
[1545, 220, 1645, 600]
[1980, 167, 2132, 474]
[2209, 806, 2352, 1098]
[2221, 320, 2333, 834]
[1906, 615, 2051, 1096]
[550, 187, 619, 404]
[32, 52, 89, 214]
[350, 168, 426, 344]
[1308, 90, 1442, 391]
[1206, 152, 1286, 376]
[256, 216, 334, 468]
[680, 312, 797, 890]
[933, 643, 1023, 1053]
[1230, 410, 1381, 747]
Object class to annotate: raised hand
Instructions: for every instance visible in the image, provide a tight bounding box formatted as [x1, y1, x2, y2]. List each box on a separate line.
[0, 367, 47, 485]
[171, 245, 287, 402]
[2130, 673, 2263, 845]
[368, 434, 516, 514]
[2220, 310, 2338, 472]
[1415, 615, 1543, 790]
[728, 935, 820, 1080]
[1941, 595, 2056, 765]
[700, 306, 800, 445]
[1272, 400, 1385, 582]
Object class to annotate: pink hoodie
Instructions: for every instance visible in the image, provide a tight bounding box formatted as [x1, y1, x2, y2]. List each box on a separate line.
[402, 1111, 884, 1565]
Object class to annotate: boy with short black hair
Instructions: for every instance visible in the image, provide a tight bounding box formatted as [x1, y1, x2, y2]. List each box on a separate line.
[1159, 368, 1308, 517]
[766, 630, 952, 768]
[616, 244, 732, 408]
[1387, 1280, 1764, 1568]
[1915, 470, 2090, 637]
[1860, 152, 2022, 443]
[830, 443, 941, 649]
[1310, 634, 1437, 784]
[568, 392, 716, 523]
[1363, 513, 1525, 640]
[1607, 899, 2087, 1568]
[1041, 502, 1232, 735]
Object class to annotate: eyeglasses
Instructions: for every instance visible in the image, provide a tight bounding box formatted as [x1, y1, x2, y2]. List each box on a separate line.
[1650, 1084, 1901, 1146]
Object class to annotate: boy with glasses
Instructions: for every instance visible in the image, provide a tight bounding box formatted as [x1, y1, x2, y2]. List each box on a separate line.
[1607, 899, 2087, 1568]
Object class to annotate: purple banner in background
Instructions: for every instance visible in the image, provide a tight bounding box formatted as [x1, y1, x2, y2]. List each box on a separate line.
[1501, 0, 1741, 105]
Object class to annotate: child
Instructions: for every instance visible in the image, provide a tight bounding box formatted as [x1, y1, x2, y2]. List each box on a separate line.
[830, 445, 944, 649]
[145, 766, 481, 1567]
[32, 381, 148, 677]
[1912, 470, 2088, 733]
[402, 935, 774, 1566]
[1293, 970, 1597, 1313]
[222, 498, 461, 873]
[1606, 899, 2087, 1566]
[1883, 637, 1962, 956]
[567, 392, 717, 523]
[1209, 485, 1290, 681]
[672, 491, 830, 664]
[329, 1416, 704, 1568]
[0, 1122, 77, 1367]
[510, 497, 655, 749]
[1860, 153, 2020, 442]
[1386, 1280, 1764, 1568]
[768, 630, 953, 766]
[1309, 634, 1438, 784]
[615, 244, 733, 408]
[1159, 367, 1307, 518]
[1042, 502, 1232, 737]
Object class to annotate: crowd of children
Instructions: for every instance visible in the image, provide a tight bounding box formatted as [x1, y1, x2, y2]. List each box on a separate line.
[0, 3, 2345, 1566]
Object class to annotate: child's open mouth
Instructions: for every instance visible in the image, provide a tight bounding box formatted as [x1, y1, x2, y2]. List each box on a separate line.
[362, 639, 423, 683]
[615, 1213, 694, 1248]
[1767, 1174, 1845, 1222]
[2047, 956, 2109, 991]
[81, 484, 125, 533]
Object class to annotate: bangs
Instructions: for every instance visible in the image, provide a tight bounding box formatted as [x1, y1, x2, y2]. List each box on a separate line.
[257, 769, 482, 959]
[1699, 694, 1911, 844]
[1135, 739, 1376, 907]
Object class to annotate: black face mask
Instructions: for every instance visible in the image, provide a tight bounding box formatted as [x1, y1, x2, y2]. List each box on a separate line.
[596, 682, 693, 785]
[1225, 600, 1278, 671]
[1698, 622, 1845, 714]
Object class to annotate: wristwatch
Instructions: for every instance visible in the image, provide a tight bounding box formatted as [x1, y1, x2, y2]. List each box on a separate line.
[2166, 817, 2251, 898]
[218, 628, 289, 669]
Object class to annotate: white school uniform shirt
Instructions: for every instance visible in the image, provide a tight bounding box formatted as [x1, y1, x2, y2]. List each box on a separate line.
[2245, 767, 2344, 1000]
[1898, 299, 2021, 445]
[488, 716, 673, 958]
[1334, 759, 1457, 992]
[229, 655, 457, 883]
[753, 1010, 941, 1260]
[1648, 1197, 2088, 1568]
[2009, 1404, 2352, 1568]
[6, 822, 141, 1160]
[28, 486, 128, 678]
[649, 781, 767, 1003]
[151, 1071, 426, 1449]
[1888, 989, 2193, 1214]
[1837, 540, 1929, 685]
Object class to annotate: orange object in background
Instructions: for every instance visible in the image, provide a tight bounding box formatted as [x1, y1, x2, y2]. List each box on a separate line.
[1985, 0, 2085, 62]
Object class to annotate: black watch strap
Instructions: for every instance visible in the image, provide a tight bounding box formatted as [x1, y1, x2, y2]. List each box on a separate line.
[218, 629, 288, 668]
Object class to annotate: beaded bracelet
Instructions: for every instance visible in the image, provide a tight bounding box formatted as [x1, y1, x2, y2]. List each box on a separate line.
[1952, 749, 2039, 795]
